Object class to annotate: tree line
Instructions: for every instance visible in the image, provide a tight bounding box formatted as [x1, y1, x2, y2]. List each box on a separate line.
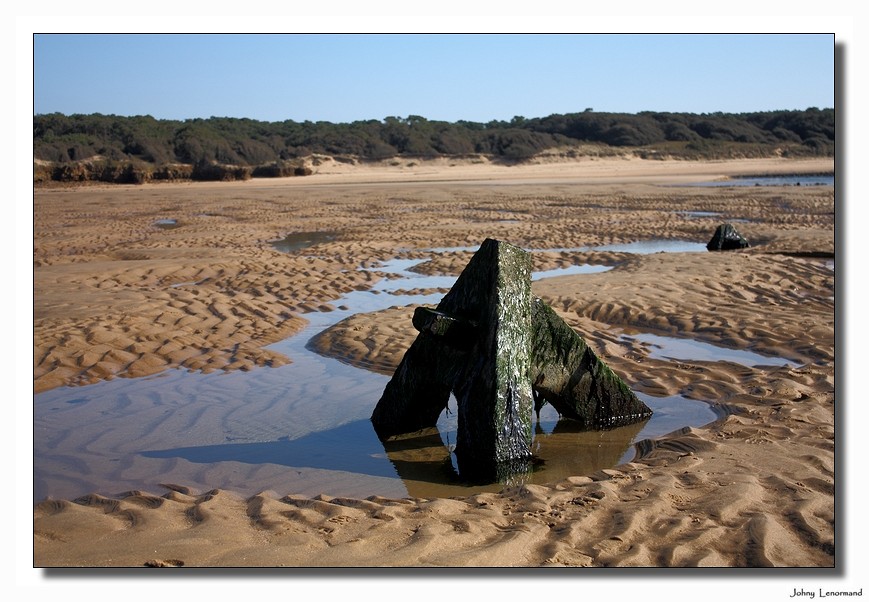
[33, 108, 834, 183]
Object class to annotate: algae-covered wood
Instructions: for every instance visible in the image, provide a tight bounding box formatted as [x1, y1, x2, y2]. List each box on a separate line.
[372, 239, 535, 481]
[707, 223, 750, 251]
[530, 299, 652, 427]
[371, 238, 651, 483]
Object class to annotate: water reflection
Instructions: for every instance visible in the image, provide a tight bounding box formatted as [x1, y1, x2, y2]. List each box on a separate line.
[136, 390, 714, 499]
[529, 418, 649, 485]
[383, 412, 654, 494]
[142, 420, 399, 480]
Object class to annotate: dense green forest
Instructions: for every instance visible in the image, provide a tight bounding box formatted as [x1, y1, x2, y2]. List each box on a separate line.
[33, 108, 834, 184]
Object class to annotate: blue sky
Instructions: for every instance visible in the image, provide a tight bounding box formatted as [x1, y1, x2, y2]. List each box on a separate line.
[33, 33, 834, 123]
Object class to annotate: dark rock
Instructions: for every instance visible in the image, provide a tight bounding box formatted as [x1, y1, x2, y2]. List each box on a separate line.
[707, 223, 750, 251]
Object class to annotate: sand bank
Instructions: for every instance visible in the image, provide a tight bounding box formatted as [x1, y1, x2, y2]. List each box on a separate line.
[34, 156, 835, 568]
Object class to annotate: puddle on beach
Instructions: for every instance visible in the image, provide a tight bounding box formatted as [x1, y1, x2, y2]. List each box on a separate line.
[34, 362, 719, 501]
[589, 240, 708, 254]
[676, 174, 834, 188]
[676, 211, 750, 223]
[153, 218, 180, 229]
[532, 264, 612, 280]
[35, 240, 758, 502]
[680, 210, 721, 219]
[430, 239, 709, 256]
[270, 231, 335, 253]
[621, 331, 797, 368]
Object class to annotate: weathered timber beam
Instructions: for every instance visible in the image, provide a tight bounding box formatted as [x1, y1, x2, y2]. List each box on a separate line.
[371, 238, 651, 483]
[529, 299, 652, 428]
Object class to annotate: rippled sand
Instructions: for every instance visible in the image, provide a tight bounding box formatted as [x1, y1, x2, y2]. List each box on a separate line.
[33, 156, 836, 568]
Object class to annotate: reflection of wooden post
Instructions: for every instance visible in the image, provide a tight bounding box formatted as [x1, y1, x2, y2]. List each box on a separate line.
[371, 238, 652, 483]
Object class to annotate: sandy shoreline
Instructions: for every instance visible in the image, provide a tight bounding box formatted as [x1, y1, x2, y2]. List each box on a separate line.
[33, 156, 836, 568]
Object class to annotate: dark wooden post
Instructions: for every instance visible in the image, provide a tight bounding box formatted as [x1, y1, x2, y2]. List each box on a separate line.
[372, 239, 535, 481]
[371, 238, 651, 483]
[529, 299, 652, 428]
[707, 223, 750, 251]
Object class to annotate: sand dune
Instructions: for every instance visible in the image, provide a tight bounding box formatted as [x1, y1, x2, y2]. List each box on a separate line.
[33, 156, 836, 567]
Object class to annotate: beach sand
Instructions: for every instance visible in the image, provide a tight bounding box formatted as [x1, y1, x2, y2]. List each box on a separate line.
[33, 156, 836, 567]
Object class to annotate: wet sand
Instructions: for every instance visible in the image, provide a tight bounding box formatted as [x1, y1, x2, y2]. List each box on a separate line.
[32, 156, 836, 568]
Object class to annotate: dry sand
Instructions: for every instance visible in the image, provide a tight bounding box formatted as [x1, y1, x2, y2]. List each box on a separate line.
[32, 156, 838, 569]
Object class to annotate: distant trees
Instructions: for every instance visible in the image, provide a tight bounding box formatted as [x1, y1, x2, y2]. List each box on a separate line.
[33, 108, 834, 183]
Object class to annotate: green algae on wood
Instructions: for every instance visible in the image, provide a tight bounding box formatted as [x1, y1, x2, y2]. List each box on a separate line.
[530, 299, 652, 427]
[707, 223, 750, 251]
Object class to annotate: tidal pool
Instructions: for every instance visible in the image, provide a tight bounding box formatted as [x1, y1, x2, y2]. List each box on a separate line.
[34, 247, 728, 502]
[676, 211, 751, 223]
[678, 174, 834, 188]
[270, 231, 335, 253]
[434, 239, 709, 256]
[622, 331, 797, 368]
[680, 210, 722, 219]
[589, 240, 708, 254]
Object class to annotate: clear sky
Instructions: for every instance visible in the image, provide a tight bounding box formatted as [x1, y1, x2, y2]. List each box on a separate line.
[33, 33, 834, 123]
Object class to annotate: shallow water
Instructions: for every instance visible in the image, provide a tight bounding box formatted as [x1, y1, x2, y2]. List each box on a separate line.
[677, 210, 751, 223]
[270, 231, 335, 253]
[33, 361, 717, 501]
[590, 240, 708, 254]
[622, 331, 797, 368]
[434, 239, 709, 256]
[532, 264, 612, 280]
[680, 210, 721, 218]
[678, 174, 834, 188]
[34, 245, 739, 502]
